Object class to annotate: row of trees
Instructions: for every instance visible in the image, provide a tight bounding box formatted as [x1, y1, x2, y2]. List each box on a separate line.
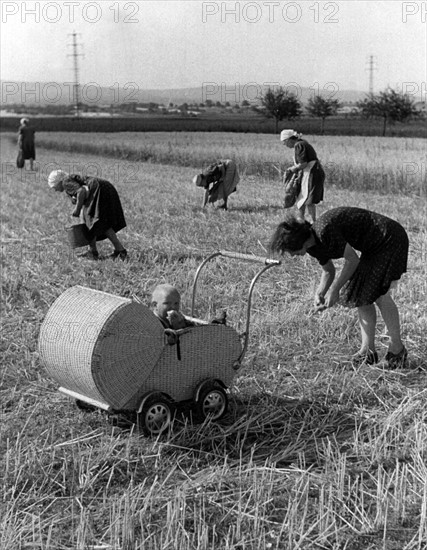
[261, 87, 421, 136]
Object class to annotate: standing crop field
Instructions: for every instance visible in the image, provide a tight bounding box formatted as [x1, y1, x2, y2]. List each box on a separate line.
[31, 131, 426, 196]
[1, 132, 426, 550]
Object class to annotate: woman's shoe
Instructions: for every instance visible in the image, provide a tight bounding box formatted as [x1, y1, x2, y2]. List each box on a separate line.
[78, 249, 99, 260]
[385, 346, 408, 369]
[109, 249, 128, 261]
[351, 350, 379, 367]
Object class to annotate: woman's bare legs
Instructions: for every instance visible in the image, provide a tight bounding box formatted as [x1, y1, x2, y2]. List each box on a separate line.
[375, 292, 404, 354]
[105, 228, 126, 252]
[88, 237, 98, 254]
[357, 304, 377, 353]
[356, 293, 406, 367]
[78, 237, 99, 259]
[80, 231, 126, 260]
[202, 189, 209, 208]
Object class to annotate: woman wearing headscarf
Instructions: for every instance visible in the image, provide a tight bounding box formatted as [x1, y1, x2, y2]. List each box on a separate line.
[48, 170, 127, 260]
[280, 129, 325, 223]
[193, 159, 240, 210]
[17, 118, 36, 170]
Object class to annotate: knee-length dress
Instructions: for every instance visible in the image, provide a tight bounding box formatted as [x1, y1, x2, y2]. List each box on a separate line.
[203, 160, 240, 204]
[307, 207, 409, 307]
[292, 139, 324, 207]
[18, 125, 36, 159]
[64, 176, 126, 242]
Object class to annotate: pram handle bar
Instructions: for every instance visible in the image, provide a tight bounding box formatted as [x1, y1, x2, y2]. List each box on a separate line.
[191, 251, 282, 369]
[218, 250, 281, 266]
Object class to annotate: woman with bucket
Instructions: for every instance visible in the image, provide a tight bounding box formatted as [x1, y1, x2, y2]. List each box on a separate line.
[48, 170, 127, 260]
[193, 159, 240, 211]
[280, 130, 325, 223]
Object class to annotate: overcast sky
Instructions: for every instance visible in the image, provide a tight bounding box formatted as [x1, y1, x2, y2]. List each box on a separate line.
[1, 1, 426, 100]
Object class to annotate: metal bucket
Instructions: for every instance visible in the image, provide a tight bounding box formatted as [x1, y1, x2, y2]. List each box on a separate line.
[67, 224, 90, 248]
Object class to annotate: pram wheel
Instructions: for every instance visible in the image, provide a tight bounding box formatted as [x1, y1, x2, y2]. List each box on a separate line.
[137, 393, 176, 436]
[194, 380, 228, 421]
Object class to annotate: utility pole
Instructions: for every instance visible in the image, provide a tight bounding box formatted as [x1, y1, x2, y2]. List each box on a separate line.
[366, 55, 377, 96]
[67, 31, 84, 117]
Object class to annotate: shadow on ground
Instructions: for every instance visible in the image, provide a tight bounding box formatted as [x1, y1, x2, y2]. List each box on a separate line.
[101, 392, 357, 466]
[170, 393, 356, 466]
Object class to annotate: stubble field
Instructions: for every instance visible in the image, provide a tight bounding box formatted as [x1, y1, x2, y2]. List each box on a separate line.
[1, 131, 426, 550]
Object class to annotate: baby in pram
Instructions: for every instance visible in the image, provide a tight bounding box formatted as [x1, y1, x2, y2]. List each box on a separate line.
[151, 284, 194, 329]
[151, 284, 226, 330]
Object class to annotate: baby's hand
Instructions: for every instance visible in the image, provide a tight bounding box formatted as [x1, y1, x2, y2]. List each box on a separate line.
[167, 310, 187, 330]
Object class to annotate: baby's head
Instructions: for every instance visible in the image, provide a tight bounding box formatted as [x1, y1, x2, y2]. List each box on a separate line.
[151, 284, 181, 321]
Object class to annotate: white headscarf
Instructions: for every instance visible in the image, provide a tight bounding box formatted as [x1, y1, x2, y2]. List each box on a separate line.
[48, 170, 68, 189]
[280, 129, 299, 141]
[20, 118, 29, 125]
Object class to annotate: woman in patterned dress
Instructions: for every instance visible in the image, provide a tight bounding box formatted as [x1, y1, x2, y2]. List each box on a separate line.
[280, 129, 325, 223]
[48, 170, 128, 260]
[193, 159, 240, 210]
[270, 206, 409, 368]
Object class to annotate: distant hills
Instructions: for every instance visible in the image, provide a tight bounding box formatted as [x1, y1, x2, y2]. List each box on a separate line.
[0, 80, 370, 107]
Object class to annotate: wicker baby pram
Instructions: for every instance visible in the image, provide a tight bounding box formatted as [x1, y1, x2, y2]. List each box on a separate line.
[39, 251, 281, 434]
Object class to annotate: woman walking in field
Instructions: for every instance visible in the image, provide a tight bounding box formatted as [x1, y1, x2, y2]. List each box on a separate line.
[48, 170, 128, 260]
[280, 129, 325, 223]
[270, 206, 409, 368]
[193, 159, 240, 210]
[17, 118, 36, 170]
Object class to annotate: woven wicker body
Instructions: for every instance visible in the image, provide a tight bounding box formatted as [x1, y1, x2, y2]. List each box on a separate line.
[123, 325, 241, 410]
[39, 286, 242, 411]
